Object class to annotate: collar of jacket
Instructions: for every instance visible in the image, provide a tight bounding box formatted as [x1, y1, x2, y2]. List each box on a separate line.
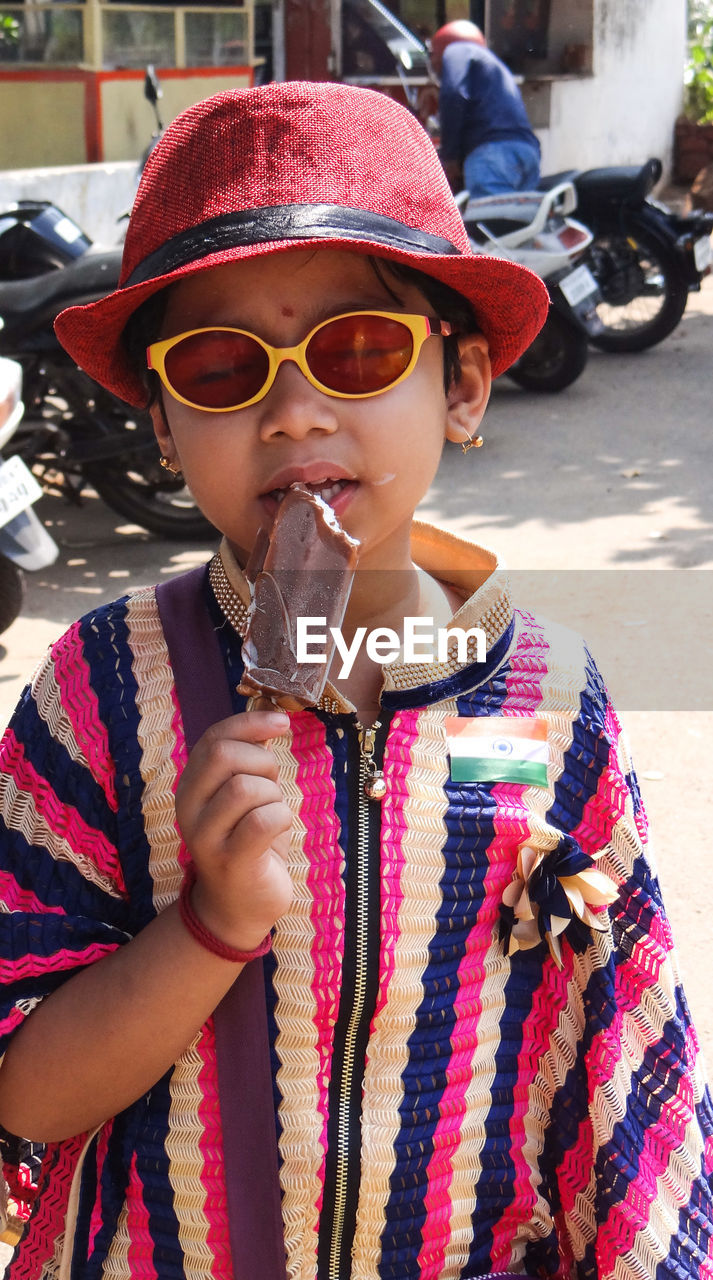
[214, 520, 515, 713]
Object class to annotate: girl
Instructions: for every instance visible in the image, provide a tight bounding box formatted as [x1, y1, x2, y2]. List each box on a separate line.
[0, 82, 711, 1280]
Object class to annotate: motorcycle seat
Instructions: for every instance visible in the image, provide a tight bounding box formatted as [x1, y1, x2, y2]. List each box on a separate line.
[540, 159, 662, 208]
[0, 249, 121, 329]
[574, 159, 662, 206]
[538, 170, 578, 190]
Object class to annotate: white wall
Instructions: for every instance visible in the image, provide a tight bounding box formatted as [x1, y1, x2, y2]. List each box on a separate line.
[1, 161, 136, 247]
[533, 0, 686, 177]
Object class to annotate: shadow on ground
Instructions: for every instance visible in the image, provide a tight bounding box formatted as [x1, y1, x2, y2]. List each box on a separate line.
[423, 304, 713, 568]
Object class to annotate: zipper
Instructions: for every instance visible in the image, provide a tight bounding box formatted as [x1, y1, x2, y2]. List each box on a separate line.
[325, 718, 385, 1280]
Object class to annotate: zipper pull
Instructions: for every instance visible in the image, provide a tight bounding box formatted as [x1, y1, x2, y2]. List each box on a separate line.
[358, 721, 386, 802]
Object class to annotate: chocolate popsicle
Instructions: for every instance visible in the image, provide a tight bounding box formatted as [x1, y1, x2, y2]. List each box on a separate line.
[238, 483, 360, 708]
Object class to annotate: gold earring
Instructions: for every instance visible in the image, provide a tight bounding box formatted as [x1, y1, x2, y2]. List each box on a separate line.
[461, 430, 484, 454]
[160, 455, 183, 477]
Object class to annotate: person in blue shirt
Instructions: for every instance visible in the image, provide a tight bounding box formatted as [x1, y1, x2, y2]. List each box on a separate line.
[430, 20, 541, 197]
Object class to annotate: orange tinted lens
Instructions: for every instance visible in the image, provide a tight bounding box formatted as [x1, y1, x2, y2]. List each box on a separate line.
[306, 315, 414, 394]
[164, 330, 270, 409]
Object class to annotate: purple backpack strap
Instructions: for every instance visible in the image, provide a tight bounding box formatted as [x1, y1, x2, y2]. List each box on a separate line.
[156, 567, 286, 1280]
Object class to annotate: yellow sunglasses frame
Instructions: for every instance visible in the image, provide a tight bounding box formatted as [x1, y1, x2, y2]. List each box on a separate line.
[146, 310, 453, 413]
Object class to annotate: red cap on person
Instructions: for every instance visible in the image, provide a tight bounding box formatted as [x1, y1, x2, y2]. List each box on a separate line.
[55, 80, 547, 405]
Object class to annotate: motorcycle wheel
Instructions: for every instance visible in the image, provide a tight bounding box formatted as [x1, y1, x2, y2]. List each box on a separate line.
[507, 309, 589, 392]
[0, 556, 25, 636]
[587, 227, 689, 353]
[82, 414, 217, 542]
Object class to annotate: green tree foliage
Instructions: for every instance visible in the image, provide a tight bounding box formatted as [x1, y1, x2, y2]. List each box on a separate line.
[686, 0, 713, 122]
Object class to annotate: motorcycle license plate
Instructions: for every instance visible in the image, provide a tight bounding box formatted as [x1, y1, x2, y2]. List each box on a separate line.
[559, 263, 599, 307]
[0, 456, 43, 530]
[694, 234, 712, 273]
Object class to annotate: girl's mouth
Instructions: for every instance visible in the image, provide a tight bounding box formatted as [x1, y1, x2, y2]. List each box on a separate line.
[261, 478, 356, 517]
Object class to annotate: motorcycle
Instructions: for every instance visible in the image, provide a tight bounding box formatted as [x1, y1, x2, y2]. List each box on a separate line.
[457, 182, 603, 391]
[0, 354, 59, 636]
[0, 203, 214, 541]
[539, 158, 713, 352]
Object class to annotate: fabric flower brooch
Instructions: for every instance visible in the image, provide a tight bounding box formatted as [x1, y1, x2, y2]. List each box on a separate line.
[499, 835, 619, 968]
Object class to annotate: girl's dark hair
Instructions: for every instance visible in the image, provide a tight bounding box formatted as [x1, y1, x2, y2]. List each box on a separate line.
[123, 288, 171, 409]
[121, 255, 481, 407]
[369, 258, 481, 391]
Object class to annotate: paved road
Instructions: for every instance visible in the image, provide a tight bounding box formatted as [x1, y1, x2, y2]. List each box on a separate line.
[0, 276, 711, 1087]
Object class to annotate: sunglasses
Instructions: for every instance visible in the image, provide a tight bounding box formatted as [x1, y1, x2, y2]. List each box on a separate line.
[146, 310, 454, 412]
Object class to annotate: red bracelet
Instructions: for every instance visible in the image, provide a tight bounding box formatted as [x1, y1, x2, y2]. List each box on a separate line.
[178, 865, 272, 964]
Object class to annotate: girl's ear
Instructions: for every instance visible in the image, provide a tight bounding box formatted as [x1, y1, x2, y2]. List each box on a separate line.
[149, 400, 180, 471]
[444, 333, 492, 448]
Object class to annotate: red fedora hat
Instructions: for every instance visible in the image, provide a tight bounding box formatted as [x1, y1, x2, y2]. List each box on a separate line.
[55, 81, 548, 406]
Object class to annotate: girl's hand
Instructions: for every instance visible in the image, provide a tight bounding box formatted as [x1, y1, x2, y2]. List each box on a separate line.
[175, 710, 293, 951]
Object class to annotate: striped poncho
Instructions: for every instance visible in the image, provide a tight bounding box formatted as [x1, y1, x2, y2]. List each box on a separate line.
[1, 524, 711, 1280]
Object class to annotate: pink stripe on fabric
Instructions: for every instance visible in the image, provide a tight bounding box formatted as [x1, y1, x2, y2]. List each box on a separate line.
[500, 610, 549, 713]
[616, 906, 674, 1015]
[196, 1019, 233, 1279]
[8, 1137, 83, 1280]
[0, 939, 120, 984]
[87, 1122, 113, 1260]
[50, 621, 118, 811]
[599, 686, 651, 848]
[2, 731, 126, 894]
[578, 997, 701, 1272]
[291, 711, 344, 1211]
[0, 1003, 29, 1041]
[419, 621, 551, 1277]
[597, 1116, 692, 1275]
[168, 683, 185, 775]
[570, 738, 631, 862]
[125, 1149, 158, 1279]
[0, 868, 65, 916]
[588, 1002, 624, 1101]
[418, 789, 527, 1279]
[490, 959, 573, 1270]
[557, 1112, 594, 1218]
[586, 899, 676, 1115]
[374, 708, 420, 1024]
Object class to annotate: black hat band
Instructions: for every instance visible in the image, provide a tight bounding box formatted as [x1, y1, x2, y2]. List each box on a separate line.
[123, 203, 462, 288]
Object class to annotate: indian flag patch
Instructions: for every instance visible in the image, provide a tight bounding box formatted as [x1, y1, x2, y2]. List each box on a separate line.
[445, 717, 549, 786]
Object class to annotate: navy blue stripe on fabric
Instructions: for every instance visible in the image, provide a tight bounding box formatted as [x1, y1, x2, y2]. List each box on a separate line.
[263, 946, 282, 1162]
[445, 674, 555, 1278]
[81, 1109, 134, 1279]
[664, 1141, 713, 1278]
[576, 856, 704, 1278]
[379, 671, 514, 1272]
[547, 654, 611, 839]
[7, 685, 117, 844]
[136, 1073, 185, 1274]
[77, 601, 157, 931]
[0, 911, 130, 1010]
[0, 815, 130, 928]
[79, 1089, 183, 1277]
[542, 845, 672, 1275]
[624, 766, 644, 820]
[583, 993, 702, 1279]
[466, 952, 547, 1276]
[380, 621, 514, 712]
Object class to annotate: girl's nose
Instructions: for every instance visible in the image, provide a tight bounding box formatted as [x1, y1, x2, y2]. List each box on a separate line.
[257, 361, 340, 441]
